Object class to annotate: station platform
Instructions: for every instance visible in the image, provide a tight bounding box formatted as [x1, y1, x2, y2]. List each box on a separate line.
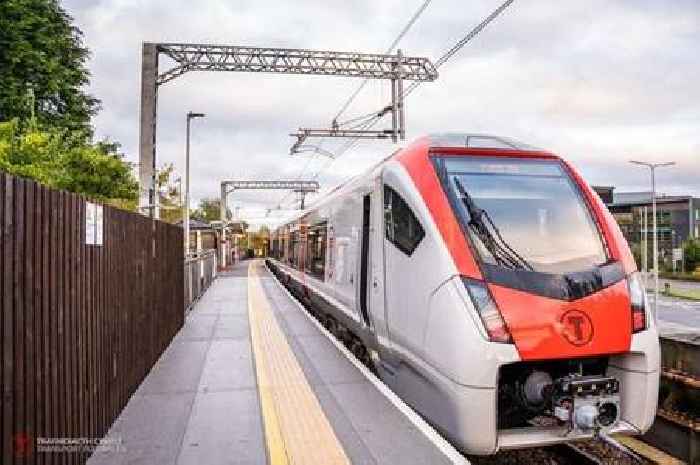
[87, 260, 467, 465]
[655, 292, 700, 339]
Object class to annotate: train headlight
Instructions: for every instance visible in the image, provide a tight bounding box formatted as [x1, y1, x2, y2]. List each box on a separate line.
[462, 278, 512, 343]
[627, 271, 647, 333]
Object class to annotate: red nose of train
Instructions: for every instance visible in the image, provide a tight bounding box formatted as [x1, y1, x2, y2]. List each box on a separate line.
[488, 280, 632, 360]
[398, 136, 641, 362]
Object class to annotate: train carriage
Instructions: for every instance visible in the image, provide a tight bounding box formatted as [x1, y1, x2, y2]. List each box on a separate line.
[267, 133, 659, 455]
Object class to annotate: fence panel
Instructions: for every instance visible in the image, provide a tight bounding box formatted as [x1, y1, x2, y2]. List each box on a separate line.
[1, 173, 184, 464]
[184, 250, 217, 312]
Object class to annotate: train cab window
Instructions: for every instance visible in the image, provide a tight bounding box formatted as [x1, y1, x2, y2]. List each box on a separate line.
[436, 156, 608, 274]
[384, 185, 425, 256]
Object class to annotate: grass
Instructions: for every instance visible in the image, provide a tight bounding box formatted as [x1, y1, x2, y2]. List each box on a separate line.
[659, 271, 700, 282]
[665, 288, 700, 301]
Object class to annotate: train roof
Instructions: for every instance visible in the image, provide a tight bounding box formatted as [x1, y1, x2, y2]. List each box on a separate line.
[425, 133, 541, 151]
[272, 134, 555, 229]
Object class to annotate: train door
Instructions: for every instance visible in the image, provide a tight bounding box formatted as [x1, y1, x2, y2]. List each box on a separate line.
[359, 194, 372, 326]
[368, 178, 393, 353]
[382, 175, 428, 366]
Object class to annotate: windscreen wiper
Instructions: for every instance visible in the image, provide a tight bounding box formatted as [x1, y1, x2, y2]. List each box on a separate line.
[453, 177, 534, 272]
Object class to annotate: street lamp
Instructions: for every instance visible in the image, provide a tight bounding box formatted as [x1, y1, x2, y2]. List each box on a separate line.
[185, 111, 205, 255]
[629, 160, 676, 314]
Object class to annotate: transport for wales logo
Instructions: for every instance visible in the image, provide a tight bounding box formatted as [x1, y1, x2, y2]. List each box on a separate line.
[13, 432, 33, 458]
[561, 309, 593, 346]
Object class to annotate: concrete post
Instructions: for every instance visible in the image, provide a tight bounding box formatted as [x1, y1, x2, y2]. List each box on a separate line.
[139, 43, 159, 217]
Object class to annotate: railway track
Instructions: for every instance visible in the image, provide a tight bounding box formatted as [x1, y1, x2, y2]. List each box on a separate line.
[470, 438, 649, 465]
[643, 334, 700, 464]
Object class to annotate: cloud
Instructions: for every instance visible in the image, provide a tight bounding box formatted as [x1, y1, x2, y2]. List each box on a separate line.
[64, 0, 700, 221]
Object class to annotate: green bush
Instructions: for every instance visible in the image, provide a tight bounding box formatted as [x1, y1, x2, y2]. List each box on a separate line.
[0, 119, 138, 206]
[685, 239, 700, 272]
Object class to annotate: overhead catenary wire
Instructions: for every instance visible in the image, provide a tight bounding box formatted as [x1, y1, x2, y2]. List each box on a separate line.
[335, 108, 387, 128]
[281, 0, 434, 208]
[282, 0, 517, 211]
[309, 0, 517, 186]
[401, 0, 516, 99]
[332, 0, 434, 125]
[275, 150, 322, 208]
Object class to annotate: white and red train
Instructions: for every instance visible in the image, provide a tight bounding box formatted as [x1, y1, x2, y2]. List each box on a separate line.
[266, 134, 659, 454]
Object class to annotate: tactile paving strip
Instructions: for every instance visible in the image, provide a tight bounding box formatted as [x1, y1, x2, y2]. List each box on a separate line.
[248, 261, 351, 465]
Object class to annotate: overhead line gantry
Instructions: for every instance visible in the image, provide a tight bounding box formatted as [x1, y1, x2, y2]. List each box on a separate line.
[217, 179, 320, 266]
[219, 180, 320, 218]
[139, 43, 437, 216]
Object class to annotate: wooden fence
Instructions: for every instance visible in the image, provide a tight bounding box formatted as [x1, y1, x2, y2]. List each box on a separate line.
[1, 172, 185, 464]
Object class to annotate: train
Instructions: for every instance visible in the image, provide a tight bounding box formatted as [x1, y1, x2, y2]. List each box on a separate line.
[265, 133, 659, 455]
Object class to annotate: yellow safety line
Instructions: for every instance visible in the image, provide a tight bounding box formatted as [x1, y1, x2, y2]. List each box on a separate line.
[247, 261, 351, 465]
[613, 435, 685, 465]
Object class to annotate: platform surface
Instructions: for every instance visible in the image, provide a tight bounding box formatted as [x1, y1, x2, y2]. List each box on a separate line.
[88, 260, 464, 465]
[654, 292, 700, 343]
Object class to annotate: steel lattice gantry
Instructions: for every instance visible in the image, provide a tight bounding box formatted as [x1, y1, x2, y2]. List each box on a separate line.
[221, 180, 320, 191]
[217, 179, 319, 265]
[139, 43, 438, 216]
[220, 180, 320, 221]
[156, 44, 438, 84]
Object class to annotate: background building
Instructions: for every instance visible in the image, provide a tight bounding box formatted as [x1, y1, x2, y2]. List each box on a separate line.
[594, 186, 700, 269]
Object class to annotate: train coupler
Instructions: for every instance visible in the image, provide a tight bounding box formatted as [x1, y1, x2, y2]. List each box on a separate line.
[551, 374, 621, 436]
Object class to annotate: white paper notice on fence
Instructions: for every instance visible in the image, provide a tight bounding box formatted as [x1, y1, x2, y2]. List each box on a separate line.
[85, 202, 104, 246]
[95, 204, 103, 245]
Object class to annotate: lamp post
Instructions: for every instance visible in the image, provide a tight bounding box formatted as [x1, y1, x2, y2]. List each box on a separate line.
[185, 111, 205, 255]
[629, 160, 675, 314]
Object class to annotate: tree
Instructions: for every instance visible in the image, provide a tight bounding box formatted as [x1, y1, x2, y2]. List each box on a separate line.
[684, 239, 700, 272]
[251, 226, 270, 254]
[629, 242, 642, 271]
[0, 0, 99, 135]
[191, 198, 232, 223]
[0, 118, 138, 206]
[155, 163, 184, 224]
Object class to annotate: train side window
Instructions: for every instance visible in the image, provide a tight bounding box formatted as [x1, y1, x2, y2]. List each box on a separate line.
[305, 221, 327, 280]
[384, 185, 425, 256]
[290, 230, 299, 268]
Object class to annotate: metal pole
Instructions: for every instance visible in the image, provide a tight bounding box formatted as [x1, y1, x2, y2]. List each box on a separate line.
[397, 49, 405, 141]
[184, 115, 191, 255]
[184, 112, 205, 256]
[643, 206, 648, 282]
[220, 184, 226, 222]
[631, 160, 675, 313]
[652, 167, 658, 313]
[390, 78, 398, 143]
[220, 182, 227, 266]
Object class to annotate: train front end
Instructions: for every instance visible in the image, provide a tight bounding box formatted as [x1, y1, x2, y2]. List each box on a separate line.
[399, 135, 659, 453]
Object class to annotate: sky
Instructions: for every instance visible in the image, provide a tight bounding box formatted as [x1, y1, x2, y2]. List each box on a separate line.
[63, 0, 700, 227]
